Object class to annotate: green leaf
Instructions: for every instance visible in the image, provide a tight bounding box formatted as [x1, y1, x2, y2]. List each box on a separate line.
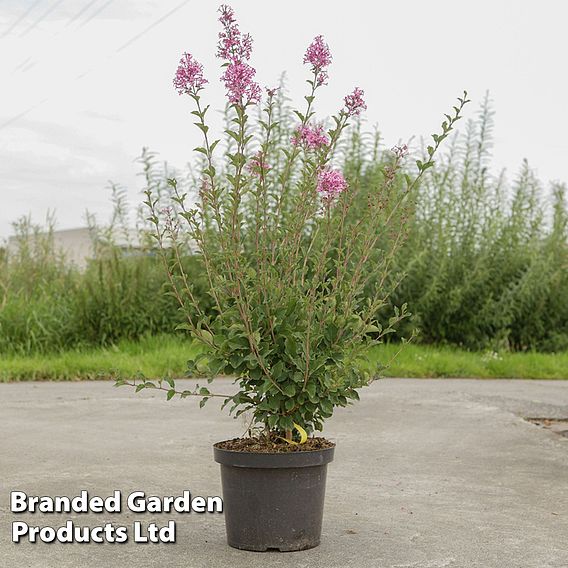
[268, 396, 282, 411]
[305, 382, 316, 398]
[320, 399, 333, 415]
[282, 383, 296, 397]
[271, 361, 285, 380]
[194, 122, 209, 135]
[226, 130, 240, 142]
[293, 110, 305, 122]
[203, 165, 216, 178]
[285, 398, 295, 411]
[285, 335, 297, 358]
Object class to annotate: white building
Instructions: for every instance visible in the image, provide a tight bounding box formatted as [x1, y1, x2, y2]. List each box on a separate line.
[6, 227, 142, 270]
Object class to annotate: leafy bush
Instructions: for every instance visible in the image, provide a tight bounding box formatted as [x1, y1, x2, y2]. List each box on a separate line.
[383, 96, 568, 351]
[117, 4, 468, 439]
[1, 96, 566, 357]
[0, 216, 79, 354]
[1, 21, 566, 364]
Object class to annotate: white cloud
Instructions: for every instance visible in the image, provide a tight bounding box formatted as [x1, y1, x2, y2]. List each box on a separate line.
[1, 0, 567, 239]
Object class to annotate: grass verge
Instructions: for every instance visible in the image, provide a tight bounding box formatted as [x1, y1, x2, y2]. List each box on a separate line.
[0, 335, 567, 382]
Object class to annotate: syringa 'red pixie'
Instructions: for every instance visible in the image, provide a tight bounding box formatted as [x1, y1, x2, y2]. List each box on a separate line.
[217, 4, 260, 105]
[221, 62, 261, 105]
[247, 151, 271, 176]
[344, 87, 367, 117]
[316, 168, 348, 201]
[303, 35, 332, 86]
[291, 124, 330, 150]
[173, 53, 207, 95]
[216, 4, 253, 62]
[391, 144, 409, 159]
[132, 2, 470, 443]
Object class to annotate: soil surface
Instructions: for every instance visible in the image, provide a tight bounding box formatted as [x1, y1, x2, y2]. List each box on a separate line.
[214, 436, 335, 453]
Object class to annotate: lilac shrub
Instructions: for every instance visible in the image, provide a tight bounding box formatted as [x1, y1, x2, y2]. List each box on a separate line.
[117, 4, 468, 442]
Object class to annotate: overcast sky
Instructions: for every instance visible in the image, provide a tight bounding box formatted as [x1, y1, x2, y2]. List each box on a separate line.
[1, 0, 567, 239]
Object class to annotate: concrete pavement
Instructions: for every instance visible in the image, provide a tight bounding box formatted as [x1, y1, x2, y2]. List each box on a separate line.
[1, 378, 567, 568]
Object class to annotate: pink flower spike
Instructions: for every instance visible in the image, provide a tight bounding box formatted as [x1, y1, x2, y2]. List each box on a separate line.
[317, 168, 347, 202]
[218, 4, 236, 26]
[344, 87, 367, 117]
[304, 35, 332, 85]
[222, 61, 261, 105]
[173, 53, 207, 95]
[291, 123, 330, 150]
[217, 4, 252, 62]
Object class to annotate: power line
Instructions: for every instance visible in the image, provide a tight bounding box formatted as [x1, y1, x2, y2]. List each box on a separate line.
[116, 0, 192, 53]
[0, 0, 193, 132]
[19, 0, 66, 37]
[65, 0, 101, 28]
[12, 56, 33, 73]
[1, 0, 42, 38]
[0, 98, 48, 130]
[78, 0, 114, 28]
[10, 0, 114, 75]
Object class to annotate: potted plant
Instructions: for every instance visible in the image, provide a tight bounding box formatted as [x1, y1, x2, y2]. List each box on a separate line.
[117, 4, 468, 552]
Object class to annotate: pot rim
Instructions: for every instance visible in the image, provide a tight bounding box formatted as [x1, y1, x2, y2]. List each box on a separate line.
[213, 442, 335, 469]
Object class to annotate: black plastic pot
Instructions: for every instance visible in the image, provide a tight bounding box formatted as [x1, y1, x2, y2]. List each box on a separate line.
[213, 443, 335, 552]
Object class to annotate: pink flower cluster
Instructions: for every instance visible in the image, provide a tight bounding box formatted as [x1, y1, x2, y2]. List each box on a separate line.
[344, 87, 367, 117]
[391, 144, 409, 159]
[216, 4, 253, 62]
[247, 151, 271, 176]
[291, 123, 330, 150]
[222, 62, 261, 105]
[303, 35, 332, 86]
[317, 168, 347, 201]
[173, 52, 208, 95]
[217, 5, 260, 105]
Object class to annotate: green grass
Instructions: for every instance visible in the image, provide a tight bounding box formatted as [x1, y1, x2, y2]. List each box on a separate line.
[0, 335, 201, 382]
[0, 334, 567, 382]
[367, 343, 568, 380]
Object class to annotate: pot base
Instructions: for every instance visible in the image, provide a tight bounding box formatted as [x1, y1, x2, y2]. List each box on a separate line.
[228, 539, 320, 552]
